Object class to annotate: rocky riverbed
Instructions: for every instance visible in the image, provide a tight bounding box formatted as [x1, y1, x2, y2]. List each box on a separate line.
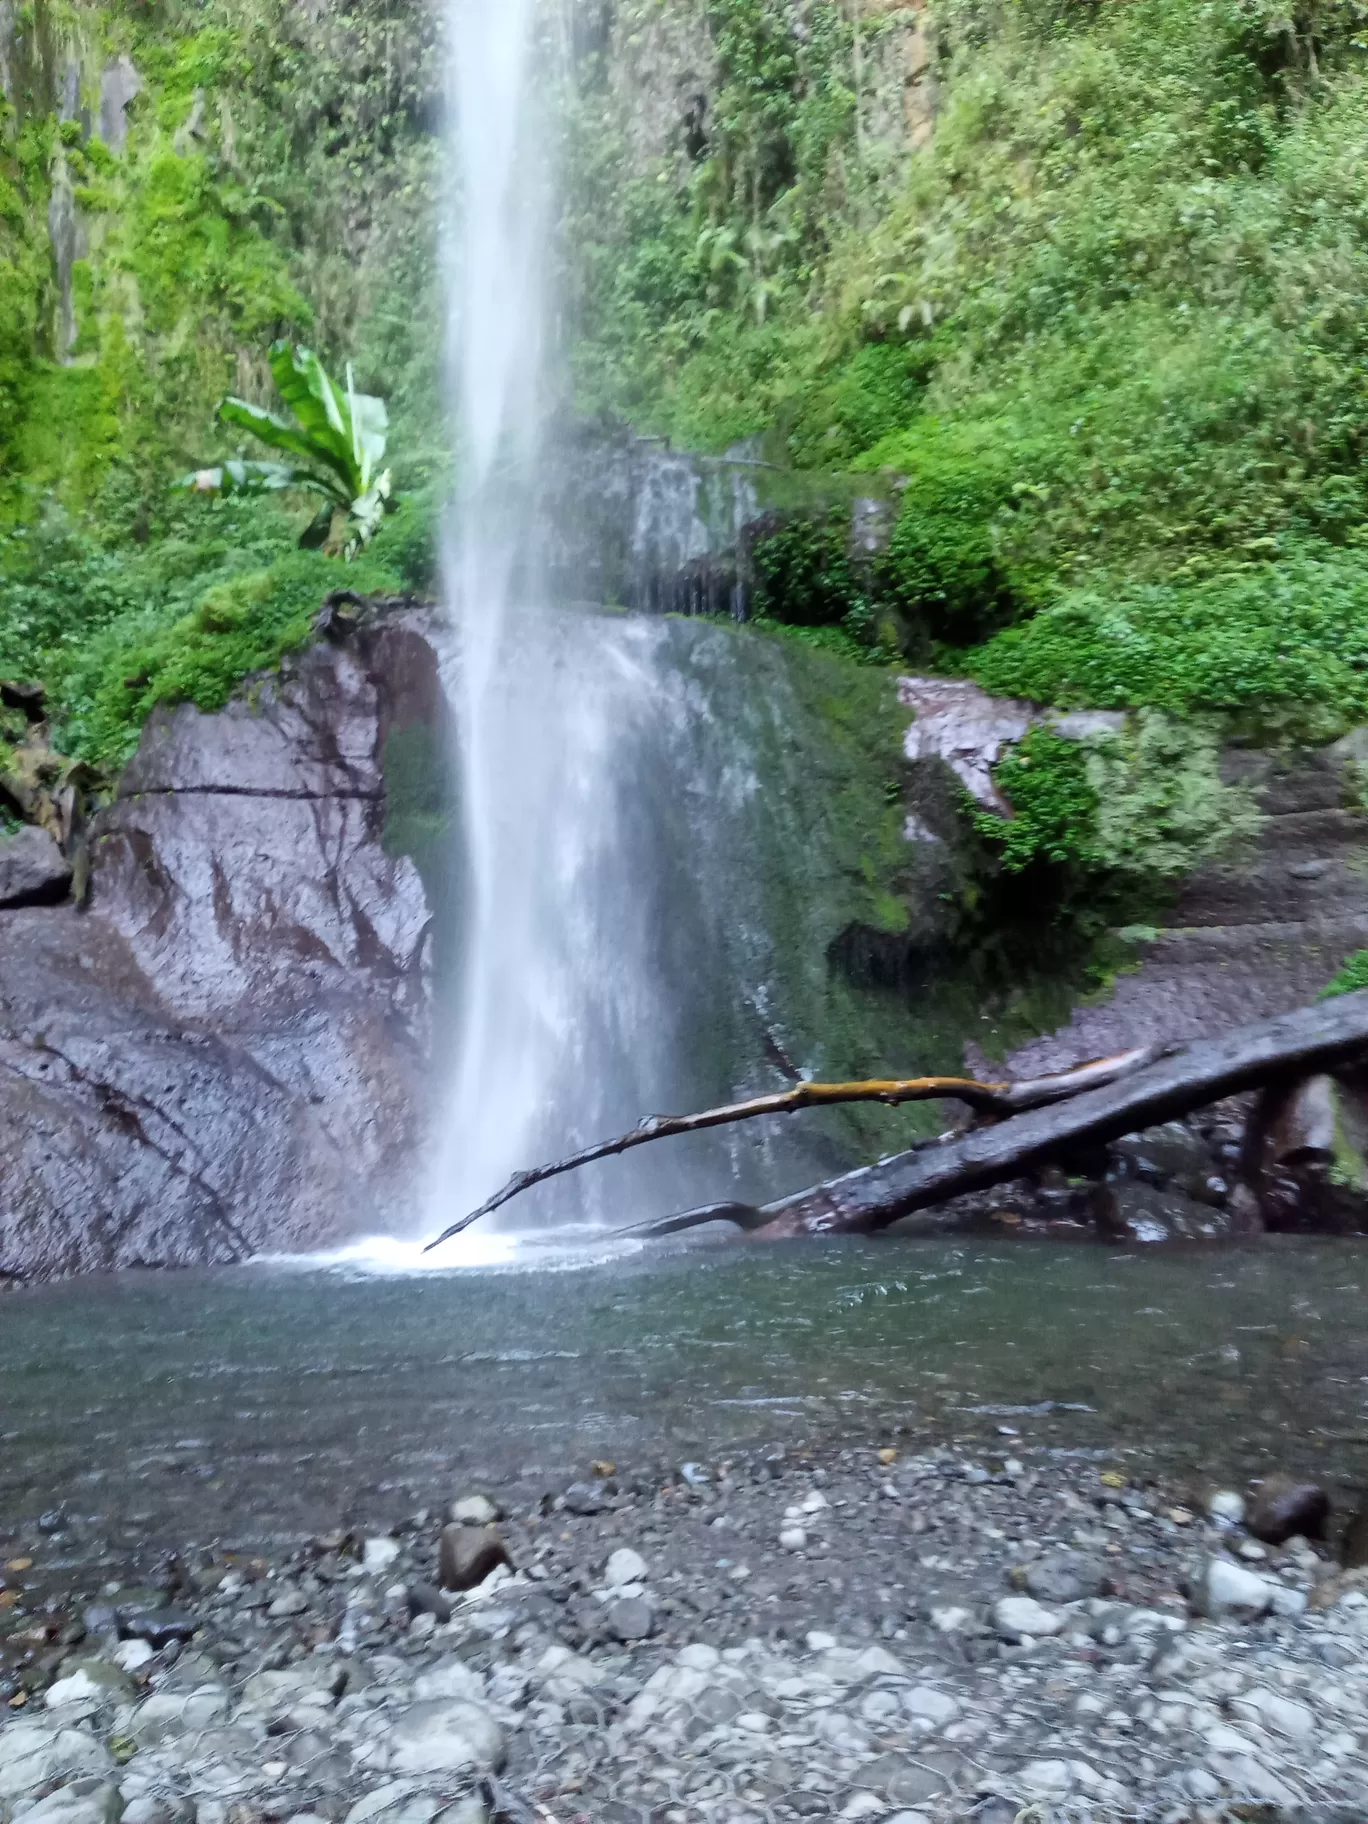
[4, 1446, 1368, 1824]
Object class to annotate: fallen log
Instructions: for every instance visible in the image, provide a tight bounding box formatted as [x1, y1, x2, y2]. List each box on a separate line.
[424, 1047, 1163, 1251]
[627, 991, 1368, 1241]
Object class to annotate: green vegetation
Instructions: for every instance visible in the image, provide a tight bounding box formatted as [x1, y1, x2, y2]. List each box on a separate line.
[564, 0, 1368, 743]
[0, 0, 444, 773]
[973, 712, 1255, 886]
[1322, 951, 1368, 1000]
[181, 341, 396, 558]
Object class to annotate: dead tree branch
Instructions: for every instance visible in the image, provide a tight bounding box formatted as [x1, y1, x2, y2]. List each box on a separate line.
[425, 1048, 1162, 1252]
[629, 992, 1368, 1242]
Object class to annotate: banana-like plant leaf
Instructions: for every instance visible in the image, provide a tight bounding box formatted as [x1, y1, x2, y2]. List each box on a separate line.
[177, 458, 305, 496]
[218, 397, 353, 499]
[186, 340, 394, 562]
[346, 363, 389, 496]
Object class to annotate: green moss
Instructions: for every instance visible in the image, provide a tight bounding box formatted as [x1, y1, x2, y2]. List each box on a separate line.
[1322, 950, 1368, 1000]
[54, 546, 400, 769]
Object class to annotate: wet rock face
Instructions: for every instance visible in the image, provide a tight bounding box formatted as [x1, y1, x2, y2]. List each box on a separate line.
[0, 613, 455, 1280]
[0, 826, 71, 909]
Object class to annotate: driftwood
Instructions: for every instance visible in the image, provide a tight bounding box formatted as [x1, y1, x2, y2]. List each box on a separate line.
[423, 1047, 1163, 1251]
[632, 991, 1368, 1241]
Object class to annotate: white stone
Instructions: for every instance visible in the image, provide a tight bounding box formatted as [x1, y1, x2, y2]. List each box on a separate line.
[839, 1796, 888, 1819]
[413, 1659, 485, 1703]
[363, 1537, 402, 1573]
[604, 1547, 648, 1588]
[1208, 1490, 1246, 1525]
[994, 1596, 1064, 1640]
[1185, 1768, 1222, 1801]
[676, 1643, 721, 1670]
[930, 1605, 972, 1634]
[21, 1786, 122, 1824]
[800, 1489, 830, 1514]
[1016, 1759, 1077, 1794]
[1196, 1556, 1279, 1621]
[779, 1527, 807, 1551]
[112, 1640, 155, 1673]
[450, 1495, 499, 1527]
[805, 1630, 837, 1652]
[45, 1669, 107, 1709]
[1232, 1687, 1315, 1739]
[127, 1686, 231, 1744]
[0, 1725, 115, 1799]
[903, 1685, 961, 1726]
[388, 1699, 506, 1776]
[344, 1784, 418, 1824]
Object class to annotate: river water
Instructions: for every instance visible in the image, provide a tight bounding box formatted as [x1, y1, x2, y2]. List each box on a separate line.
[3, 1237, 1366, 1578]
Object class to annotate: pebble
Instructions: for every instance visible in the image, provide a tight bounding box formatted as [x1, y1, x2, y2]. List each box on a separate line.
[602, 1546, 647, 1588]
[1208, 1488, 1246, 1525]
[437, 1524, 511, 1593]
[449, 1494, 501, 1526]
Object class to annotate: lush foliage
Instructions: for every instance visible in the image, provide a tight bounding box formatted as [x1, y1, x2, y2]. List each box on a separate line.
[0, 491, 431, 770]
[972, 712, 1255, 888]
[562, 0, 1368, 740]
[182, 341, 395, 557]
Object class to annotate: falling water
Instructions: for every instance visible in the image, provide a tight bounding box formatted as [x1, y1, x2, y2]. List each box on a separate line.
[418, 5, 903, 1253]
[429, 1, 711, 1238]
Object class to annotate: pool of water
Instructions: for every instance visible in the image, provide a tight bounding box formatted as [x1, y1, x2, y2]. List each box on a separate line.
[3, 1236, 1367, 1574]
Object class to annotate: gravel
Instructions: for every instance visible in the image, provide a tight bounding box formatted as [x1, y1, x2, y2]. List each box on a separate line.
[2, 1447, 1367, 1823]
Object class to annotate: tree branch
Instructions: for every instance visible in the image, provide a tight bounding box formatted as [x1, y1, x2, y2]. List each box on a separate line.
[423, 1047, 1162, 1252]
[630, 991, 1368, 1243]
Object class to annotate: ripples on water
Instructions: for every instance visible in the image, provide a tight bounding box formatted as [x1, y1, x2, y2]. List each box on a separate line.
[2, 1238, 1366, 1571]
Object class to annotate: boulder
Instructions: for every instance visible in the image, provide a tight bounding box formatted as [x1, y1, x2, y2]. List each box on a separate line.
[0, 616, 454, 1278]
[1247, 1477, 1330, 1544]
[438, 1523, 511, 1591]
[0, 825, 71, 909]
[388, 1697, 506, 1775]
[0, 1723, 115, 1798]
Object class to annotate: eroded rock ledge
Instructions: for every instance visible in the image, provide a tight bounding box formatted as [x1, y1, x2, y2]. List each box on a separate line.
[0, 611, 454, 1280]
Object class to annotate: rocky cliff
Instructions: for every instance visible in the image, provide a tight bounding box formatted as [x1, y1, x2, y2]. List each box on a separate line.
[0, 610, 453, 1279]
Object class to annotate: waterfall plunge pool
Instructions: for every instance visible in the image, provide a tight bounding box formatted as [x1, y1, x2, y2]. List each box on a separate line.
[2, 1236, 1366, 1579]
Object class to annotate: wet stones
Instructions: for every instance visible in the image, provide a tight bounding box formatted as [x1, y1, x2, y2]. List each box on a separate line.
[437, 1523, 511, 1593]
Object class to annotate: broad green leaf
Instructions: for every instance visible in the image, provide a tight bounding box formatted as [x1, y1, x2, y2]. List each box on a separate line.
[218, 398, 353, 501]
[269, 341, 354, 474]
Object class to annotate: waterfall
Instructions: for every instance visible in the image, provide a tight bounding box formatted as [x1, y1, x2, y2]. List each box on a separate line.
[427, 1, 709, 1239]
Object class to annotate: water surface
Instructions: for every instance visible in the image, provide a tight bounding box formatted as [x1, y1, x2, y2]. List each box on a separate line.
[3, 1237, 1366, 1575]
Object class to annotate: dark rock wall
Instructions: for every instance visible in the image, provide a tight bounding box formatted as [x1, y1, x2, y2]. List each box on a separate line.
[0, 615, 453, 1280]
